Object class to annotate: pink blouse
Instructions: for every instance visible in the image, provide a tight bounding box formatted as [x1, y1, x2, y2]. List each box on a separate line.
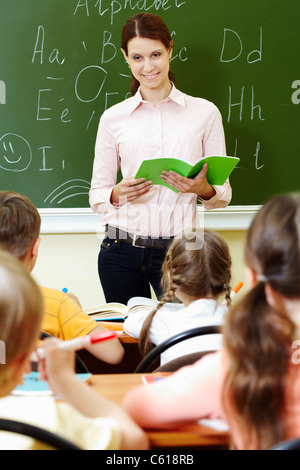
[89, 85, 232, 237]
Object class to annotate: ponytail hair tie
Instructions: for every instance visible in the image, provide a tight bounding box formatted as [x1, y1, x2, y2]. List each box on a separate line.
[258, 274, 268, 283]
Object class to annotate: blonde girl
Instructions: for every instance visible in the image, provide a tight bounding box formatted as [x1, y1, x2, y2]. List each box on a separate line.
[0, 250, 148, 450]
[0, 250, 43, 396]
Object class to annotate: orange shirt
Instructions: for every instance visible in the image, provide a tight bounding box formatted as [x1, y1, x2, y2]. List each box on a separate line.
[40, 286, 97, 340]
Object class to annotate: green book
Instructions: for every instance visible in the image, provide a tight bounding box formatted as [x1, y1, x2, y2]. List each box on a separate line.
[135, 155, 239, 193]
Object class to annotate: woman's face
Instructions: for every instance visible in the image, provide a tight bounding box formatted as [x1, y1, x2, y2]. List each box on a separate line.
[122, 36, 173, 96]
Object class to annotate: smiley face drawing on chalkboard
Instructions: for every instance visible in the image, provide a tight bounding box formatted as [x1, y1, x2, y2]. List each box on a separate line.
[0, 133, 32, 172]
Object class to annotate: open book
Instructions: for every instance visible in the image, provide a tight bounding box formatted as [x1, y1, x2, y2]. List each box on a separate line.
[84, 282, 243, 321]
[85, 297, 182, 321]
[135, 155, 239, 192]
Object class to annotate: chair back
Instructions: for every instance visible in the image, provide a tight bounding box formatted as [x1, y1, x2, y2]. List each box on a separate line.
[135, 325, 220, 373]
[154, 350, 217, 372]
[0, 418, 81, 450]
[271, 438, 300, 450]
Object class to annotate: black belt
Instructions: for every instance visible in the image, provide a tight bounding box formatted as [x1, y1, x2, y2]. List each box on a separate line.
[105, 225, 174, 250]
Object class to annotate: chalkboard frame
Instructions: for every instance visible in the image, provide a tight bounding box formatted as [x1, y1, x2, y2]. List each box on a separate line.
[39, 206, 259, 234]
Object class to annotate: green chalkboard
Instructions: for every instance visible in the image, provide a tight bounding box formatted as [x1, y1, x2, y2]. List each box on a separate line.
[0, 0, 299, 208]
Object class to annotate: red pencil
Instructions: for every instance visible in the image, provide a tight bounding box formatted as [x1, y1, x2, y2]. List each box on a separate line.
[37, 330, 117, 359]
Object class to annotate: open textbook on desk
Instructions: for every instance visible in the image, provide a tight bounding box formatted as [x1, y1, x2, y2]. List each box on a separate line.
[85, 297, 182, 321]
[135, 155, 240, 193]
[85, 282, 244, 321]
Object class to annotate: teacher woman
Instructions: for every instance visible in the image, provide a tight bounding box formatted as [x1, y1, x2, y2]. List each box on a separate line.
[89, 13, 232, 304]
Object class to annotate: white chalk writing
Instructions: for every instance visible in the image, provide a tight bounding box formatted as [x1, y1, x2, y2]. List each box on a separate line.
[221, 27, 265, 171]
[292, 80, 300, 105]
[0, 80, 6, 104]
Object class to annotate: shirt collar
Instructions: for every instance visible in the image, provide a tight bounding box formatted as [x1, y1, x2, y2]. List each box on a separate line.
[127, 83, 186, 115]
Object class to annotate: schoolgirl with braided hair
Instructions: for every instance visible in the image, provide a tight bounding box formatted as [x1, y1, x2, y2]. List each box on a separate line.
[123, 229, 232, 364]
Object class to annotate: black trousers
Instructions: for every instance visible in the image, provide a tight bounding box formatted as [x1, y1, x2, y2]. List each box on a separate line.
[98, 237, 168, 304]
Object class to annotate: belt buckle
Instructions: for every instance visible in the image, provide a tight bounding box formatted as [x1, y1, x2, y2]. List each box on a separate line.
[132, 234, 145, 248]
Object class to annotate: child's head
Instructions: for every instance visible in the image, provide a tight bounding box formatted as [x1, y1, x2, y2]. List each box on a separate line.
[139, 229, 232, 356]
[223, 193, 300, 449]
[0, 191, 41, 268]
[161, 229, 232, 304]
[245, 192, 300, 298]
[0, 250, 43, 396]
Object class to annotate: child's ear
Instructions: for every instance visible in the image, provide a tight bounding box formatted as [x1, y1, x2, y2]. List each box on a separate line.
[25, 238, 40, 273]
[0, 352, 31, 397]
[245, 267, 258, 287]
[10, 352, 31, 379]
[264, 283, 285, 312]
[31, 238, 41, 260]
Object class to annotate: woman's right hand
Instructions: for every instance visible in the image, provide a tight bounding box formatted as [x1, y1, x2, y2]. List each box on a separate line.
[110, 177, 152, 204]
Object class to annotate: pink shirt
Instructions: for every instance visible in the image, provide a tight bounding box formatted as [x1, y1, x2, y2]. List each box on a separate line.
[122, 350, 300, 450]
[89, 85, 232, 237]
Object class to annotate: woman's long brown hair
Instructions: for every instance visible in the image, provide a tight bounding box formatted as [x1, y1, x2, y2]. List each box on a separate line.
[222, 194, 300, 449]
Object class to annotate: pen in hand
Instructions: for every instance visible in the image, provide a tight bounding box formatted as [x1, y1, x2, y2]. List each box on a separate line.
[36, 330, 117, 359]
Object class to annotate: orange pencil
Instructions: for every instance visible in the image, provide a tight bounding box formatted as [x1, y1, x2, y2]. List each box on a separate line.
[231, 281, 244, 297]
[222, 281, 244, 304]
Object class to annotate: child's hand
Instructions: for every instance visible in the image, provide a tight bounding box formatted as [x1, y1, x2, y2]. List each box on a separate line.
[37, 337, 76, 396]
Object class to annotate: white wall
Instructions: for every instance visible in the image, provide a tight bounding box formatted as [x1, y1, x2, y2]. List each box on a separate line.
[32, 229, 248, 311]
[32, 205, 258, 309]
[32, 232, 104, 310]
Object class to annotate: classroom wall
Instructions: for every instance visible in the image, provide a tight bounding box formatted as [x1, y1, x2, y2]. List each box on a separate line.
[31, 230, 248, 310]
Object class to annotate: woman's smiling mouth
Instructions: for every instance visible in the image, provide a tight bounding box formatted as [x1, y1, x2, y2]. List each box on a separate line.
[143, 73, 160, 80]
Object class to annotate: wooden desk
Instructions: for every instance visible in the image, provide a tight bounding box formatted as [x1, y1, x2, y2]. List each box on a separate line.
[90, 373, 229, 449]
